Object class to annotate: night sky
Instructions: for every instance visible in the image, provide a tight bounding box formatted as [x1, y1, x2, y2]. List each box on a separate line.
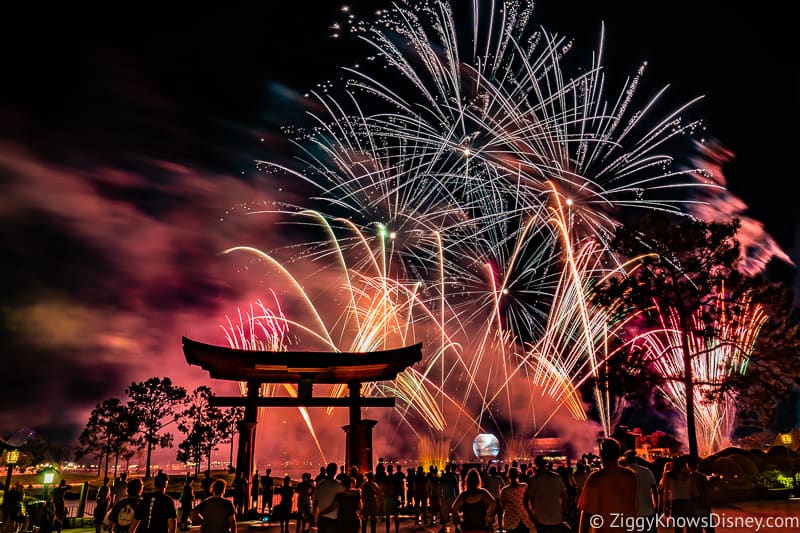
[1, 1, 797, 460]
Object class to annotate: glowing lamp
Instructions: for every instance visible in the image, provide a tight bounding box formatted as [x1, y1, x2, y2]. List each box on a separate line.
[4, 449, 20, 492]
[472, 433, 500, 458]
[781, 433, 792, 445]
[39, 465, 59, 499]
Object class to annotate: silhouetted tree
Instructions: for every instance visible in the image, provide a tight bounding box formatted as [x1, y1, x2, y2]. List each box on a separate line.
[176, 386, 225, 476]
[595, 213, 744, 457]
[220, 407, 244, 470]
[126, 377, 186, 478]
[75, 398, 137, 478]
[118, 443, 138, 474]
[724, 281, 800, 428]
[74, 430, 104, 476]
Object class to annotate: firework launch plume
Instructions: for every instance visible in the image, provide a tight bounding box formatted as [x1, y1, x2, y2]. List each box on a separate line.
[632, 289, 767, 456]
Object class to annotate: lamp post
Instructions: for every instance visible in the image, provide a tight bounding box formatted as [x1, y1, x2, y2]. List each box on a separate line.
[40, 466, 58, 500]
[4, 449, 20, 494]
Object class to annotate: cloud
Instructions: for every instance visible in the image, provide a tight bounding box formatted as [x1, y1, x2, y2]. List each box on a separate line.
[0, 141, 290, 445]
[689, 140, 793, 275]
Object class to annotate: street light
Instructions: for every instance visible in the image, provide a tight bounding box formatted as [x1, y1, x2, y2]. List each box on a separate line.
[39, 466, 59, 500]
[4, 449, 20, 494]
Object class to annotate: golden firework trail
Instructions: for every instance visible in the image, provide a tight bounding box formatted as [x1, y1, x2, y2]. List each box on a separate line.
[217, 0, 728, 458]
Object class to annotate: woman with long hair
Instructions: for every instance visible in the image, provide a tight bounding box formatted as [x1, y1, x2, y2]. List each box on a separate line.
[451, 469, 496, 533]
[658, 459, 673, 515]
[335, 476, 362, 533]
[664, 456, 693, 533]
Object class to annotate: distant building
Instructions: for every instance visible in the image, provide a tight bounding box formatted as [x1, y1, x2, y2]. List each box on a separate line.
[530, 437, 567, 463]
[628, 428, 672, 461]
[772, 429, 800, 452]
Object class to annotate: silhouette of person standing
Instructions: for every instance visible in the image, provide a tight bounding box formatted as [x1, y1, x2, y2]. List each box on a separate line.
[334, 477, 362, 533]
[50, 480, 69, 533]
[261, 469, 274, 514]
[250, 473, 260, 511]
[500, 467, 534, 533]
[108, 478, 144, 533]
[360, 472, 381, 533]
[577, 438, 638, 533]
[201, 472, 212, 500]
[313, 463, 345, 533]
[295, 473, 315, 533]
[451, 469, 496, 533]
[524, 456, 567, 533]
[131, 473, 176, 533]
[190, 479, 235, 533]
[178, 481, 194, 531]
[95, 478, 112, 533]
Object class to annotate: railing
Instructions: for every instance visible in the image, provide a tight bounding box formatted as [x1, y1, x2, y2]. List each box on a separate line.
[64, 503, 95, 528]
[67, 500, 97, 517]
[252, 492, 298, 513]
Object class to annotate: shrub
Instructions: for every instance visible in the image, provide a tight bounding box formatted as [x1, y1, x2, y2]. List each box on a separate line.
[711, 457, 743, 479]
[755, 467, 794, 489]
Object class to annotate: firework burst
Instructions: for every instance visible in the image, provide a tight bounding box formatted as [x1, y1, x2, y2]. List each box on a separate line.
[223, 0, 726, 458]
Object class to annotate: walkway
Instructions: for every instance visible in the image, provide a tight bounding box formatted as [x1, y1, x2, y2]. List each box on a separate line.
[58, 499, 800, 533]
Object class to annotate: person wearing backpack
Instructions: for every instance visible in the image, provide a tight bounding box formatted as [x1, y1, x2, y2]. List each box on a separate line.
[108, 479, 143, 533]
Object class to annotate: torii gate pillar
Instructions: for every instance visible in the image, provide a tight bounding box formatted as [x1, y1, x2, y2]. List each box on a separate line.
[343, 420, 378, 474]
[235, 380, 259, 488]
[342, 382, 378, 474]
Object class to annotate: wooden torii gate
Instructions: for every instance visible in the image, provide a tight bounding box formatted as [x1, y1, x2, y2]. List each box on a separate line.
[182, 337, 422, 507]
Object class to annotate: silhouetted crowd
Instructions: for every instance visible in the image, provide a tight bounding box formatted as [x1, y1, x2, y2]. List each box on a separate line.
[235, 437, 717, 533]
[1, 437, 721, 533]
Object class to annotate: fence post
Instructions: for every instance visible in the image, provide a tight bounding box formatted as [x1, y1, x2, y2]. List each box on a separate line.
[77, 481, 89, 518]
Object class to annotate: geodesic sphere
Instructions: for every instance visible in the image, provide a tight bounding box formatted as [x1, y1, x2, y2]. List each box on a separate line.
[473, 433, 500, 458]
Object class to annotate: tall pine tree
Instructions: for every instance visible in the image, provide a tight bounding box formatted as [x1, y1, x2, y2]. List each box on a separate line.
[595, 213, 742, 457]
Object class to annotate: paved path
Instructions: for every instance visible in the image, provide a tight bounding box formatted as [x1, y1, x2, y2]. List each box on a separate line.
[240, 499, 800, 532]
[62, 499, 800, 533]
[235, 499, 800, 533]
[245, 517, 444, 533]
[695, 499, 800, 532]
